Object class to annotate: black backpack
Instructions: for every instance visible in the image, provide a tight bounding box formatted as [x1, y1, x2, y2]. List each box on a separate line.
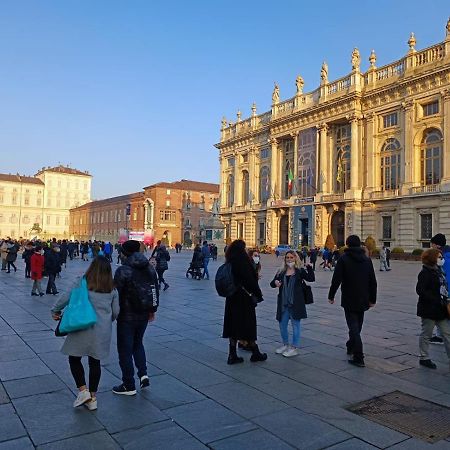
[128, 267, 159, 312]
[215, 263, 238, 297]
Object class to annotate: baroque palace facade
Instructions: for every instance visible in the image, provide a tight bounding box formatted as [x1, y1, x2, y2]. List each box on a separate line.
[0, 165, 91, 239]
[216, 19, 450, 251]
[69, 180, 219, 246]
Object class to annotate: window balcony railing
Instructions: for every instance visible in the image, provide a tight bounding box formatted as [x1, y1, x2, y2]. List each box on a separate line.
[410, 184, 441, 195]
[370, 189, 399, 200]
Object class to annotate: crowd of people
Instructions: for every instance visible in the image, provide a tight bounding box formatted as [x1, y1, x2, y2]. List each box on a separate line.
[1, 232, 450, 412]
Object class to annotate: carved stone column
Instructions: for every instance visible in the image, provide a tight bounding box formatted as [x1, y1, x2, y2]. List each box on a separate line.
[291, 132, 299, 195]
[233, 150, 239, 208]
[441, 89, 450, 188]
[248, 146, 257, 204]
[349, 114, 360, 190]
[401, 100, 415, 194]
[318, 124, 329, 194]
[269, 138, 279, 199]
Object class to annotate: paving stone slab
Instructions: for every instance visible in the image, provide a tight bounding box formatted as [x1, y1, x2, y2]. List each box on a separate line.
[324, 438, 380, 449]
[92, 390, 167, 434]
[253, 407, 350, 450]
[165, 399, 257, 444]
[387, 437, 450, 449]
[0, 437, 35, 450]
[200, 380, 289, 418]
[113, 420, 207, 450]
[0, 357, 52, 381]
[140, 373, 205, 410]
[0, 382, 9, 404]
[3, 374, 66, 399]
[37, 430, 121, 449]
[12, 391, 104, 445]
[209, 428, 295, 450]
[0, 403, 27, 443]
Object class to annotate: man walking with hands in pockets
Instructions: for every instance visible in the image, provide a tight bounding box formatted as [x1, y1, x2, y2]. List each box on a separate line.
[328, 235, 377, 367]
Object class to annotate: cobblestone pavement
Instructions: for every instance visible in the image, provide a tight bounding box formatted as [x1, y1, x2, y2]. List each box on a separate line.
[0, 252, 449, 449]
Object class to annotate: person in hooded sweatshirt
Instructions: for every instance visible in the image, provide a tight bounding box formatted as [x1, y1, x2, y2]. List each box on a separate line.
[113, 240, 159, 395]
[328, 235, 377, 367]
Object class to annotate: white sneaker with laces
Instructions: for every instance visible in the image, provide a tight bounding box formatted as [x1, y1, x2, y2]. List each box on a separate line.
[85, 398, 97, 411]
[282, 347, 300, 358]
[275, 345, 289, 354]
[73, 389, 91, 407]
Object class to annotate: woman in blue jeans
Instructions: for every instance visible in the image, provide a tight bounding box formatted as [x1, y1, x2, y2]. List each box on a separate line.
[270, 251, 315, 357]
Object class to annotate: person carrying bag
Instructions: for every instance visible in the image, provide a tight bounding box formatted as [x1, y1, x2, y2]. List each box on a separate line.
[51, 257, 119, 411]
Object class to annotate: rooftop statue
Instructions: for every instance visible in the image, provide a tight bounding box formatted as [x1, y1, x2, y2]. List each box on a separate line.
[351, 48, 361, 70]
[272, 83, 280, 104]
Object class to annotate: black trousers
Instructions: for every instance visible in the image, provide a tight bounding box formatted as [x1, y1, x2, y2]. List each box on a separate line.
[46, 273, 57, 293]
[344, 309, 365, 360]
[68, 356, 101, 392]
[157, 269, 167, 286]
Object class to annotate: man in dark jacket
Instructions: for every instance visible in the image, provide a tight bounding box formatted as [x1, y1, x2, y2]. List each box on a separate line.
[113, 240, 159, 395]
[44, 245, 60, 295]
[328, 235, 377, 367]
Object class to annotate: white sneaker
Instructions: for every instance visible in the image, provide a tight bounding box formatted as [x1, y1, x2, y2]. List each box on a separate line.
[73, 389, 91, 407]
[275, 345, 289, 354]
[282, 347, 300, 357]
[85, 398, 97, 411]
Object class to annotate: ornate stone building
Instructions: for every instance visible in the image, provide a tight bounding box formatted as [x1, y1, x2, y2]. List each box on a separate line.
[216, 19, 450, 251]
[70, 179, 219, 246]
[0, 165, 91, 239]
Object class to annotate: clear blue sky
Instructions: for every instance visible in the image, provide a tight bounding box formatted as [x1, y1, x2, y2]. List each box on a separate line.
[1, 0, 448, 198]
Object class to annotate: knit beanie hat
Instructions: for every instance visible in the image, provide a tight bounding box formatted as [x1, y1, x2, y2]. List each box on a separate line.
[122, 240, 140, 256]
[431, 233, 446, 247]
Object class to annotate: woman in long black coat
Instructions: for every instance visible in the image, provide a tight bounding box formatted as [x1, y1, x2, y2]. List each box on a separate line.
[222, 240, 267, 364]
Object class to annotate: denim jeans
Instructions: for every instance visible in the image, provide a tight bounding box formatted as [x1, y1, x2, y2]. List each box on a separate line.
[31, 280, 43, 294]
[117, 319, 148, 389]
[203, 258, 210, 279]
[344, 309, 365, 360]
[279, 308, 301, 347]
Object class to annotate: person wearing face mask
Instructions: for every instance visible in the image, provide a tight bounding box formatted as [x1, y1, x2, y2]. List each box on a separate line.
[416, 248, 450, 369]
[270, 250, 315, 357]
[30, 246, 45, 296]
[238, 250, 263, 352]
[429, 233, 450, 344]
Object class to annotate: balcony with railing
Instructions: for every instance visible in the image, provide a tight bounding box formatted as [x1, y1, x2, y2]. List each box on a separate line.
[370, 189, 399, 200]
[327, 75, 352, 96]
[410, 184, 441, 195]
[321, 193, 345, 203]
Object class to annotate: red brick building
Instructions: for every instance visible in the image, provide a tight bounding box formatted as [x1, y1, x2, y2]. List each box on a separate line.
[70, 179, 219, 246]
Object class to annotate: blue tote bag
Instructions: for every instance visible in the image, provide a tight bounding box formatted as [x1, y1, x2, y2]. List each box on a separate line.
[60, 277, 97, 333]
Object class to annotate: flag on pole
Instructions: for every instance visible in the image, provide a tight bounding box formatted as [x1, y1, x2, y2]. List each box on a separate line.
[288, 168, 294, 192]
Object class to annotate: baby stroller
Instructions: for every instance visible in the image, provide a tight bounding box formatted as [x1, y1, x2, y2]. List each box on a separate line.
[186, 261, 203, 280]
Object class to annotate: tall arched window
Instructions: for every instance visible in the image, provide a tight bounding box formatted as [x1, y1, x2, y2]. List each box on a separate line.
[381, 138, 401, 190]
[242, 170, 249, 205]
[421, 129, 443, 185]
[260, 166, 270, 203]
[298, 128, 317, 198]
[335, 124, 351, 193]
[284, 160, 292, 198]
[226, 174, 234, 207]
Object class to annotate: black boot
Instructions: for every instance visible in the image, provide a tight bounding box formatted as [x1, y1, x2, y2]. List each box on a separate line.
[227, 343, 244, 365]
[250, 344, 267, 362]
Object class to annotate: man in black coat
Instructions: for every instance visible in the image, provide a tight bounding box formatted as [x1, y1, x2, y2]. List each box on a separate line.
[328, 235, 377, 367]
[113, 240, 159, 395]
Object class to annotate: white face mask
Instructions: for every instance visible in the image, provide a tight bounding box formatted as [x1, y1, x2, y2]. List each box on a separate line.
[287, 261, 295, 268]
[437, 258, 445, 267]
[40, 250, 45, 255]
[252, 256, 260, 264]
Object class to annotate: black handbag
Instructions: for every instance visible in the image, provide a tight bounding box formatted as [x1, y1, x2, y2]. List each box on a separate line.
[54, 318, 68, 337]
[241, 286, 263, 307]
[302, 280, 314, 305]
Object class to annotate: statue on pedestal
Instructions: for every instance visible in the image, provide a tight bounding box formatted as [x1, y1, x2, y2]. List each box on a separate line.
[320, 62, 328, 85]
[351, 48, 361, 70]
[295, 75, 304, 94]
[272, 83, 280, 104]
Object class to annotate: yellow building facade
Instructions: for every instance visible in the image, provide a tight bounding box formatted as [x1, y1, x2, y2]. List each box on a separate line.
[0, 165, 91, 239]
[216, 20, 450, 252]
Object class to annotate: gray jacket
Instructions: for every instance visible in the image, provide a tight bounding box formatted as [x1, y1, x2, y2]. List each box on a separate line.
[52, 280, 120, 360]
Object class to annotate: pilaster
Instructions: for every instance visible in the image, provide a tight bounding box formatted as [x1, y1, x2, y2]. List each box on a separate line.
[401, 100, 415, 195]
[441, 89, 450, 189]
[269, 138, 279, 199]
[317, 123, 329, 194]
[365, 113, 377, 191]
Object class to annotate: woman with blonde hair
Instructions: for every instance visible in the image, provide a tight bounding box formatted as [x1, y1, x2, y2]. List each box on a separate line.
[270, 250, 315, 357]
[51, 256, 119, 410]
